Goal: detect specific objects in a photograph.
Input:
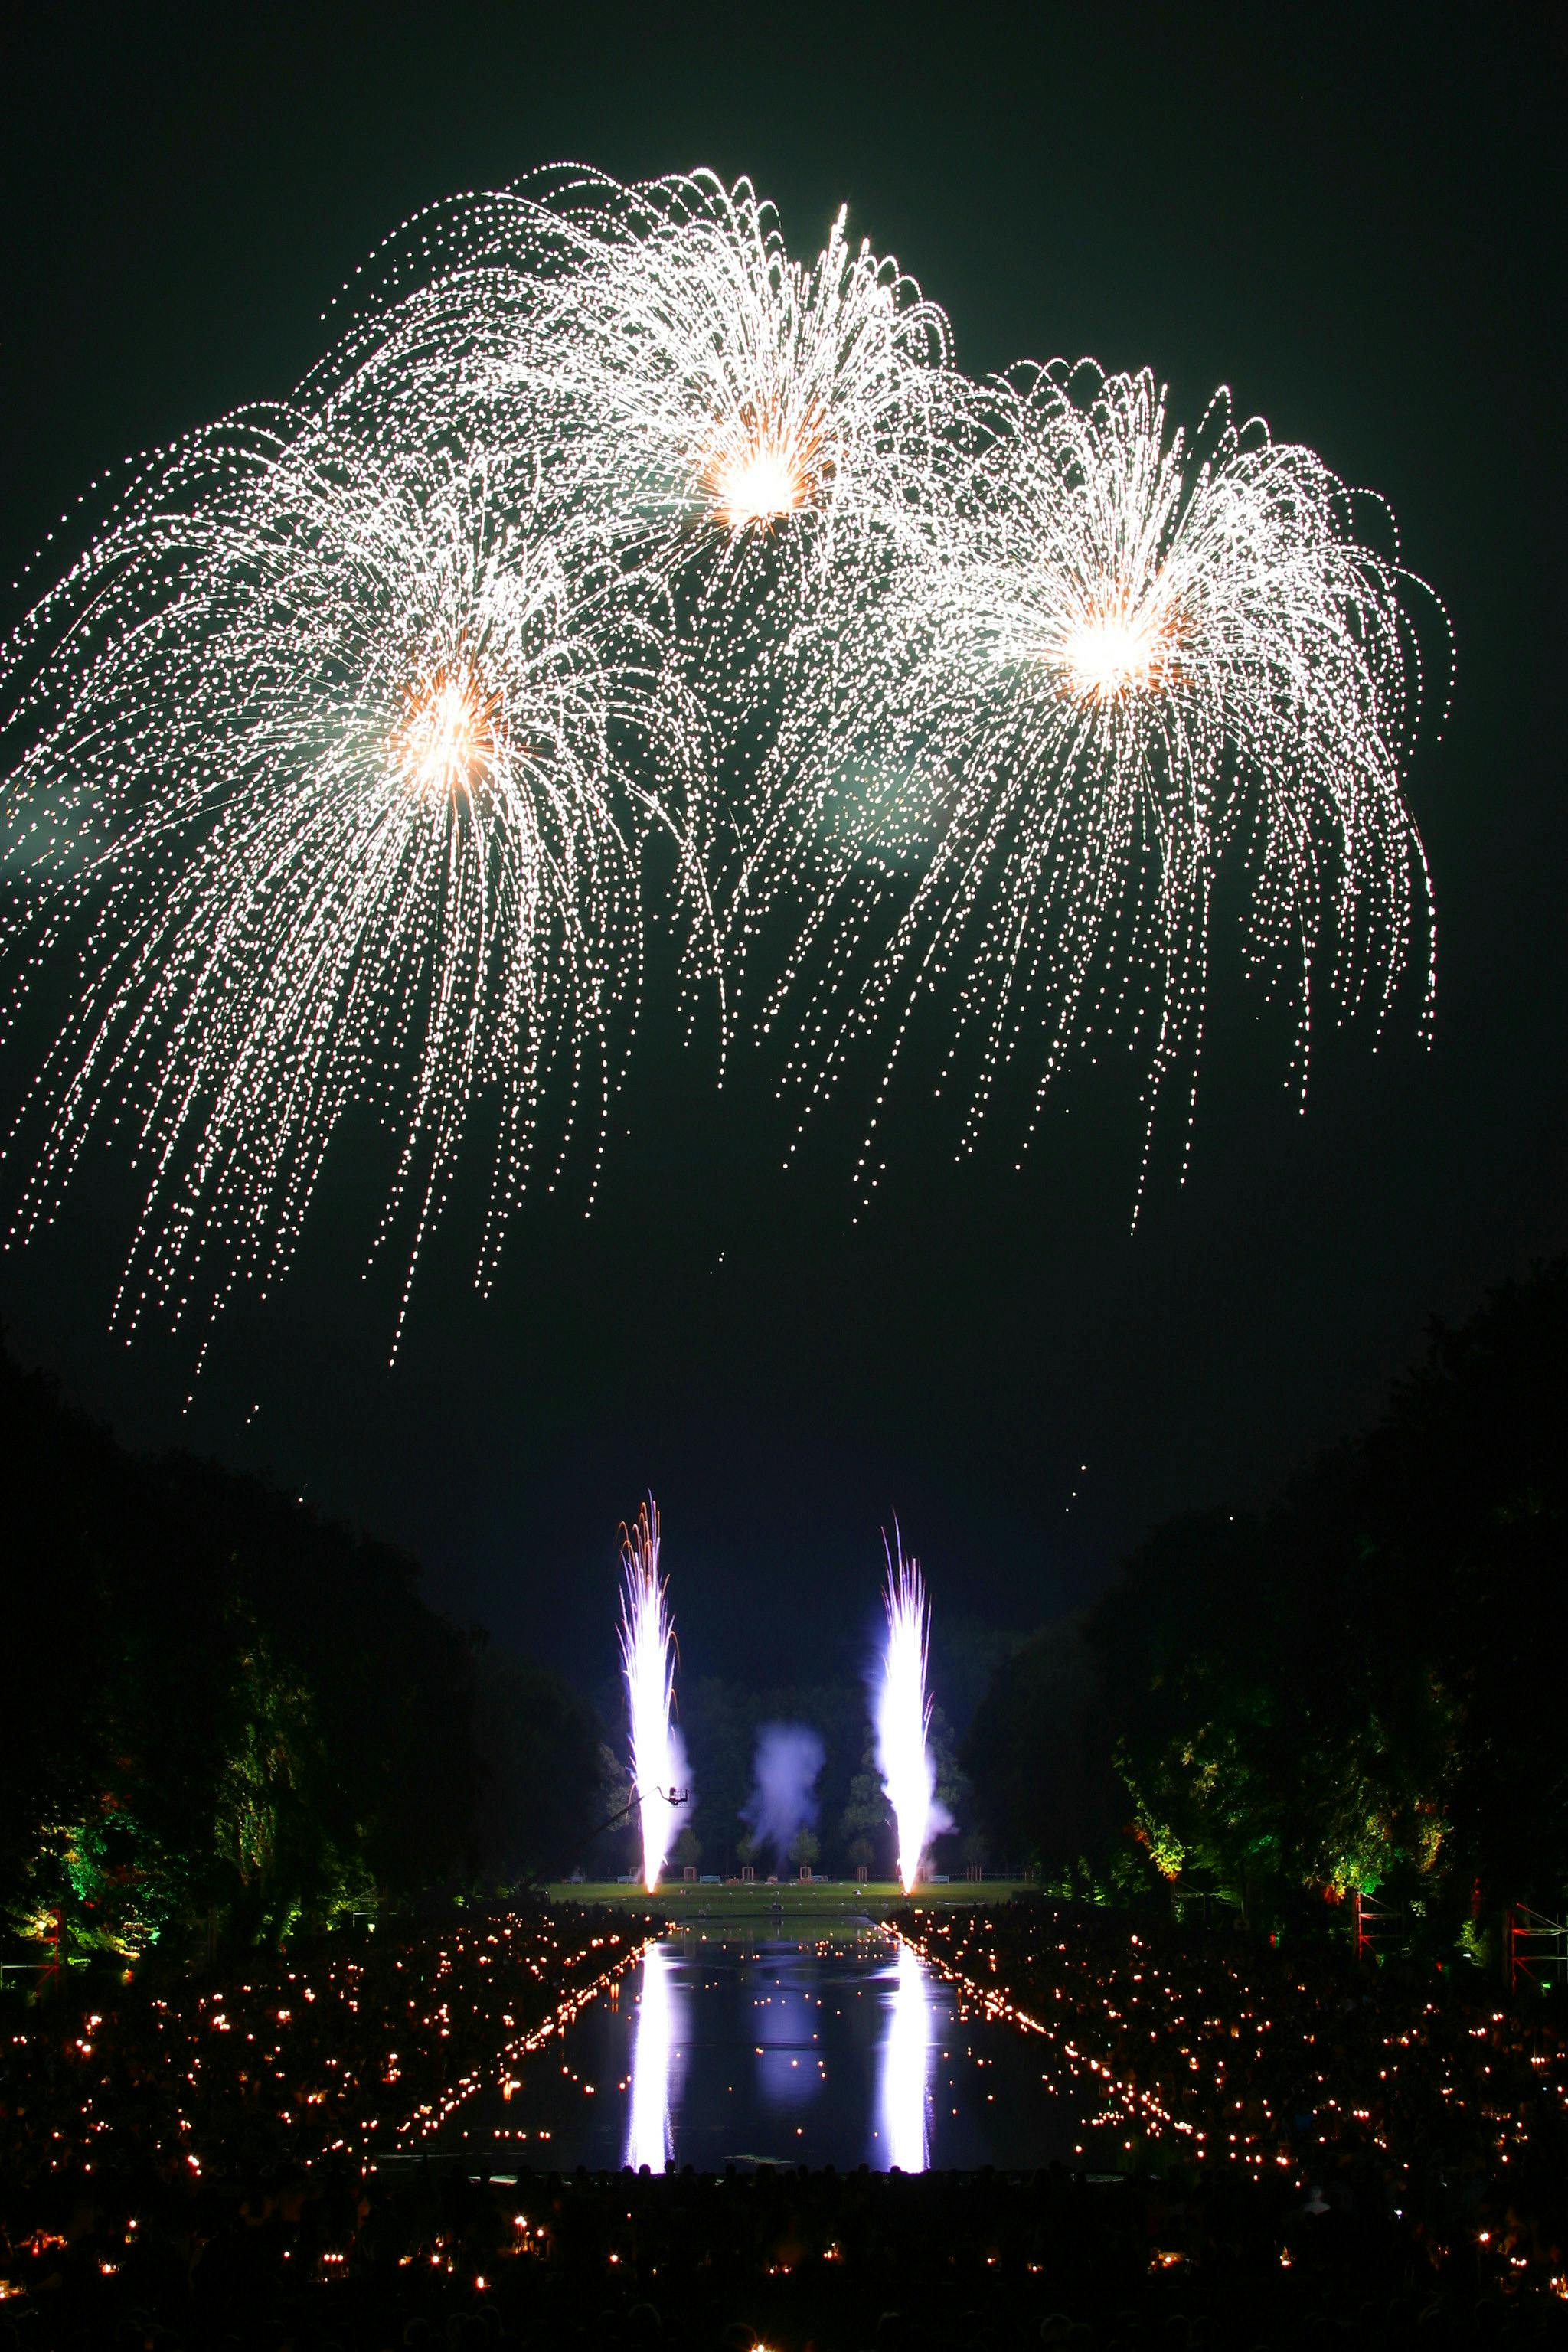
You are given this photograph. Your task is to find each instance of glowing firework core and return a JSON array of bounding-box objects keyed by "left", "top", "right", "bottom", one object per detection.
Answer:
[
  {"left": 619, "top": 1501, "right": 681, "bottom": 1893},
  {"left": 701, "top": 410, "right": 826, "bottom": 531},
  {"left": 394, "top": 665, "right": 500, "bottom": 803},
  {"left": 711, "top": 443, "right": 804, "bottom": 527},
  {"left": 0, "top": 165, "right": 1442, "bottom": 1362},
  {"left": 1057, "top": 587, "right": 1181, "bottom": 705},
  {"left": 876, "top": 1535, "right": 936, "bottom": 1894}
]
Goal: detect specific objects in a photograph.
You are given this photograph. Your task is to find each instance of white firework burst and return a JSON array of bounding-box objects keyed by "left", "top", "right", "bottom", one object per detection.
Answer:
[
  {"left": 0, "top": 413, "right": 707, "bottom": 1349},
  {"left": 0, "top": 167, "right": 1450, "bottom": 1354},
  {"left": 319, "top": 168, "right": 962, "bottom": 735},
  {"left": 554, "top": 173, "right": 956, "bottom": 610},
  {"left": 744, "top": 360, "right": 1442, "bottom": 1199}
]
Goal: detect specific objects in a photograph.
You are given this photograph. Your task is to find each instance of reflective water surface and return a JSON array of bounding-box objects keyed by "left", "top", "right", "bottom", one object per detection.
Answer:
[{"left": 452, "top": 1930, "right": 1095, "bottom": 2174}]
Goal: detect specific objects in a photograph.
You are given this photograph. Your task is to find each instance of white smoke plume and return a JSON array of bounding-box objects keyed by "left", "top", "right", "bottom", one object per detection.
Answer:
[{"left": 740, "top": 1722, "right": 825, "bottom": 1863}]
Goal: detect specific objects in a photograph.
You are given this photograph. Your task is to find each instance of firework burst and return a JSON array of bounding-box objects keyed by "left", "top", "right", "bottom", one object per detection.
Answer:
[
  {"left": 0, "top": 168, "right": 1448, "bottom": 1352},
  {"left": 743, "top": 360, "right": 1442, "bottom": 1201},
  {"left": 0, "top": 415, "right": 707, "bottom": 1350},
  {"left": 561, "top": 173, "right": 956, "bottom": 612},
  {"left": 322, "top": 168, "right": 962, "bottom": 738}
]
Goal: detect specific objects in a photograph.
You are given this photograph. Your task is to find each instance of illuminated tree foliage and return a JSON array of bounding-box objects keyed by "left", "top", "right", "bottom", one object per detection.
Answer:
[
  {"left": 0, "top": 1347, "right": 596, "bottom": 1960},
  {"left": 965, "top": 1263, "right": 1568, "bottom": 1937}
]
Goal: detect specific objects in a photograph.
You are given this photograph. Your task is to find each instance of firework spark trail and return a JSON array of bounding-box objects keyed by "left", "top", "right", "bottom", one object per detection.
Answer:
[
  {"left": 618, "top": 1498, "right": 686, "bottom": 1895},
  {"left": 876, "top": 1530, "right": 946, "bottom": 1894},
  {"left": 740, "top": 361, "right": 1442, "bottom": 1205},
  {"left": 0, "top": 165, "right": 1446, "bottom": 1357},
  {"left": 0, "top": 413, "right": 712, "bottom": 1352},
  {"left": 322, "top": 168, "right": 965, "bottom": 754}
]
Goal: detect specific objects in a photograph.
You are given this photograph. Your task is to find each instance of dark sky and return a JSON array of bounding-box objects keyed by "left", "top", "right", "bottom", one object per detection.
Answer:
[{"left": 2, "top": 4, "right": 1563, "bottom": 1699}]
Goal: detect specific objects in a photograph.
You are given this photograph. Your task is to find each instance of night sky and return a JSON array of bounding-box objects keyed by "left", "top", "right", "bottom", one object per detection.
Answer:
[{"left": 3, "top": 5, "right": 1563, "bottom": 1698}]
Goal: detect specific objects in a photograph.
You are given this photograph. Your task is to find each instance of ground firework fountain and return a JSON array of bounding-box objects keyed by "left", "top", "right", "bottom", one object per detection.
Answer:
[
  {"left": 875, "top": 1530, "right": 944, "bottom": 1892},
  {"left": 618, "top": 1499, "right": 685, "bottom": 1893}
]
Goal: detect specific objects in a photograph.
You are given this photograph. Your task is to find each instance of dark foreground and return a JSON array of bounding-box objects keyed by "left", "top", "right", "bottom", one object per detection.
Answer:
[
  {"left": 6, "top": 1896, "right": 1568, "bottom": 2347},
  {"left": 6, "top": 2158, "right": 1568, "bottom": 2350}
]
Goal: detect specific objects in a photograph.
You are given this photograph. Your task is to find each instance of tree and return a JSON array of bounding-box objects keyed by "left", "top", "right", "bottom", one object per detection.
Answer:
[
  {"left": 0, "top": 1338, "right": 497, "bottom": 1957},
  {"left": 962, "top": 1616, "right": 1117, "bottom": 1880},
  {"left": 787, "top": 1825, "right": 821, "bottom": 1872},
  {"left": 471, "top": 1645, "right": 609, "bottom": 1886},
  {"left": 960, "top": 1263, "right": 1568, "bottom": 1938},
  {"left": 838, "top": 1740, "right": 894, "bottom": 1879}
]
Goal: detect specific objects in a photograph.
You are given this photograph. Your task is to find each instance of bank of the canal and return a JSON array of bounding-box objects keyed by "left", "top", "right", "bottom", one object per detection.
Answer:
[{"left": 545, "top": 1880, "right": 1032, "bottom": 1923}]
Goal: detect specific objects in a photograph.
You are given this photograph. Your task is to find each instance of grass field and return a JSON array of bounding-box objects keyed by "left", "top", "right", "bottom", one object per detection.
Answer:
[{"left": 546, "top": 1879, "right": 1030, "bottom": 1922}]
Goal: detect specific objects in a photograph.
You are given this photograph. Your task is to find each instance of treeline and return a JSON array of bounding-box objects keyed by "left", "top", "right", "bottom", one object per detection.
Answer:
[
  {"left": 0, "top": 1348, "right": 604, "bottom": 1963},
  {"left": 965, "top": 1263, "right": 1568, "bottom": 1949}
]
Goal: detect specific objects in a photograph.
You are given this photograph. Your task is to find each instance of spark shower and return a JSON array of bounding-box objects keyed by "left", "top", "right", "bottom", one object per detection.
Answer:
[
  {"left": 618, "top": 1501, "right": 686, "bottom": 1895},
  {"left": 877, "top": 1534, "right": 946, "bottom": 1895},
  {"left": 613, "top": 1501, "right": 944, "bottom": 1893},
  {"left": 0, "top": 165, "right": 1446, "bottom": 1349}
]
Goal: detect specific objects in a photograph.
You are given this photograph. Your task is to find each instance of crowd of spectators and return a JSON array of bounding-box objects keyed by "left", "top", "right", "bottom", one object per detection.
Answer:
[
  {"left": 903, "top": 1899, "right": 1568, "bottom": 2314},
  {"left": 0, "top": 1903, "right": 646, "bottom": 2289},
  {"left": 2, "top": 1903, "right": 648, "bottom": 2188},
  {"left": 2, "top": 2151, "right": 1566, "bottom": 2349}
]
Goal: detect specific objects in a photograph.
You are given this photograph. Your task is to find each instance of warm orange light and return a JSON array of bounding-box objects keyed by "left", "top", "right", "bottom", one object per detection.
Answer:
[
  {"left": 698, "top": 405, "right": 828, "bottom": 531},
  {"left": 1057, "top": 584, "right": 1184, "bottom": 706},
  {"left": 394, "top": 664, "right": 499, "bottom": 803}
]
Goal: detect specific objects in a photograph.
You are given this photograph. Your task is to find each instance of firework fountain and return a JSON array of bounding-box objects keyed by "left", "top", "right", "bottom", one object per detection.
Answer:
[
  {"left": 875, "top": 1530, "right": 947, "bottom": 1893},
  {"left": 618, "top": 1498, "right": 687, "bottom": 1893}
]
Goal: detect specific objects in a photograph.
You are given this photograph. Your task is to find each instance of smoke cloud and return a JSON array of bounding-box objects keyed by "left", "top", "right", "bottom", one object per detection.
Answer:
[{"left": 741, "top": 1722, "right": 825, "bottom": 1863}]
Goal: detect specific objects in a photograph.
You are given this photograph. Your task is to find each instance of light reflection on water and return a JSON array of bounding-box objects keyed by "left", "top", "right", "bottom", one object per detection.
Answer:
[
  {"left": 461, "top": 1929, "right": 1087, "bottom": 2174},
  {"left": 621, "top": 1932, "right": 933, "bottom": 2171},
  {"left": 624, "top": 1939, "right": 679, "bottom": 2171},
  {"left": 879, "top": 1939, "right": 933, "bottom": 2171}
]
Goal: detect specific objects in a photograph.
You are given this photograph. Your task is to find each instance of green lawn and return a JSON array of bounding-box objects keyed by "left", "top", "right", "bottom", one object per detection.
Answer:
[{"left": 547, "top": 1879, "right": 1029, "bottom": 1922}]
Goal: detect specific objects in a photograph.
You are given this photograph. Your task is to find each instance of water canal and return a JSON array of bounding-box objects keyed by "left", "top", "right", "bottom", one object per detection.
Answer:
[{"left": 440, "top": 1926, "right": 1122, "bottom": 2175}]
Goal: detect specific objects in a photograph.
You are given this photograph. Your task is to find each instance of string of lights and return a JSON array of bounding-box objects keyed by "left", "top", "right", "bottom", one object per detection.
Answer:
[{"left": 901, "top": 1903, "right": 1568, "bottom": 2298}]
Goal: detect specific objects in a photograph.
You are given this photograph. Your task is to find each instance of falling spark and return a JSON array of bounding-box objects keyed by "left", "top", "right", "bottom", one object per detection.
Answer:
[
  {"left": 0, "top": 425, "right": 711, "bottom": 1354},
  {"left": 744, "top": 359, "right": 1444, "bottom": 1206}
]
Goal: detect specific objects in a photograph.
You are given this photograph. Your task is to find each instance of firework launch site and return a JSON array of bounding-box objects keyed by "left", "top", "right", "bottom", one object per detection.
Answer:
[{"left": 4, "top": 1268, "right": 1568, "bottom": 2346}]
